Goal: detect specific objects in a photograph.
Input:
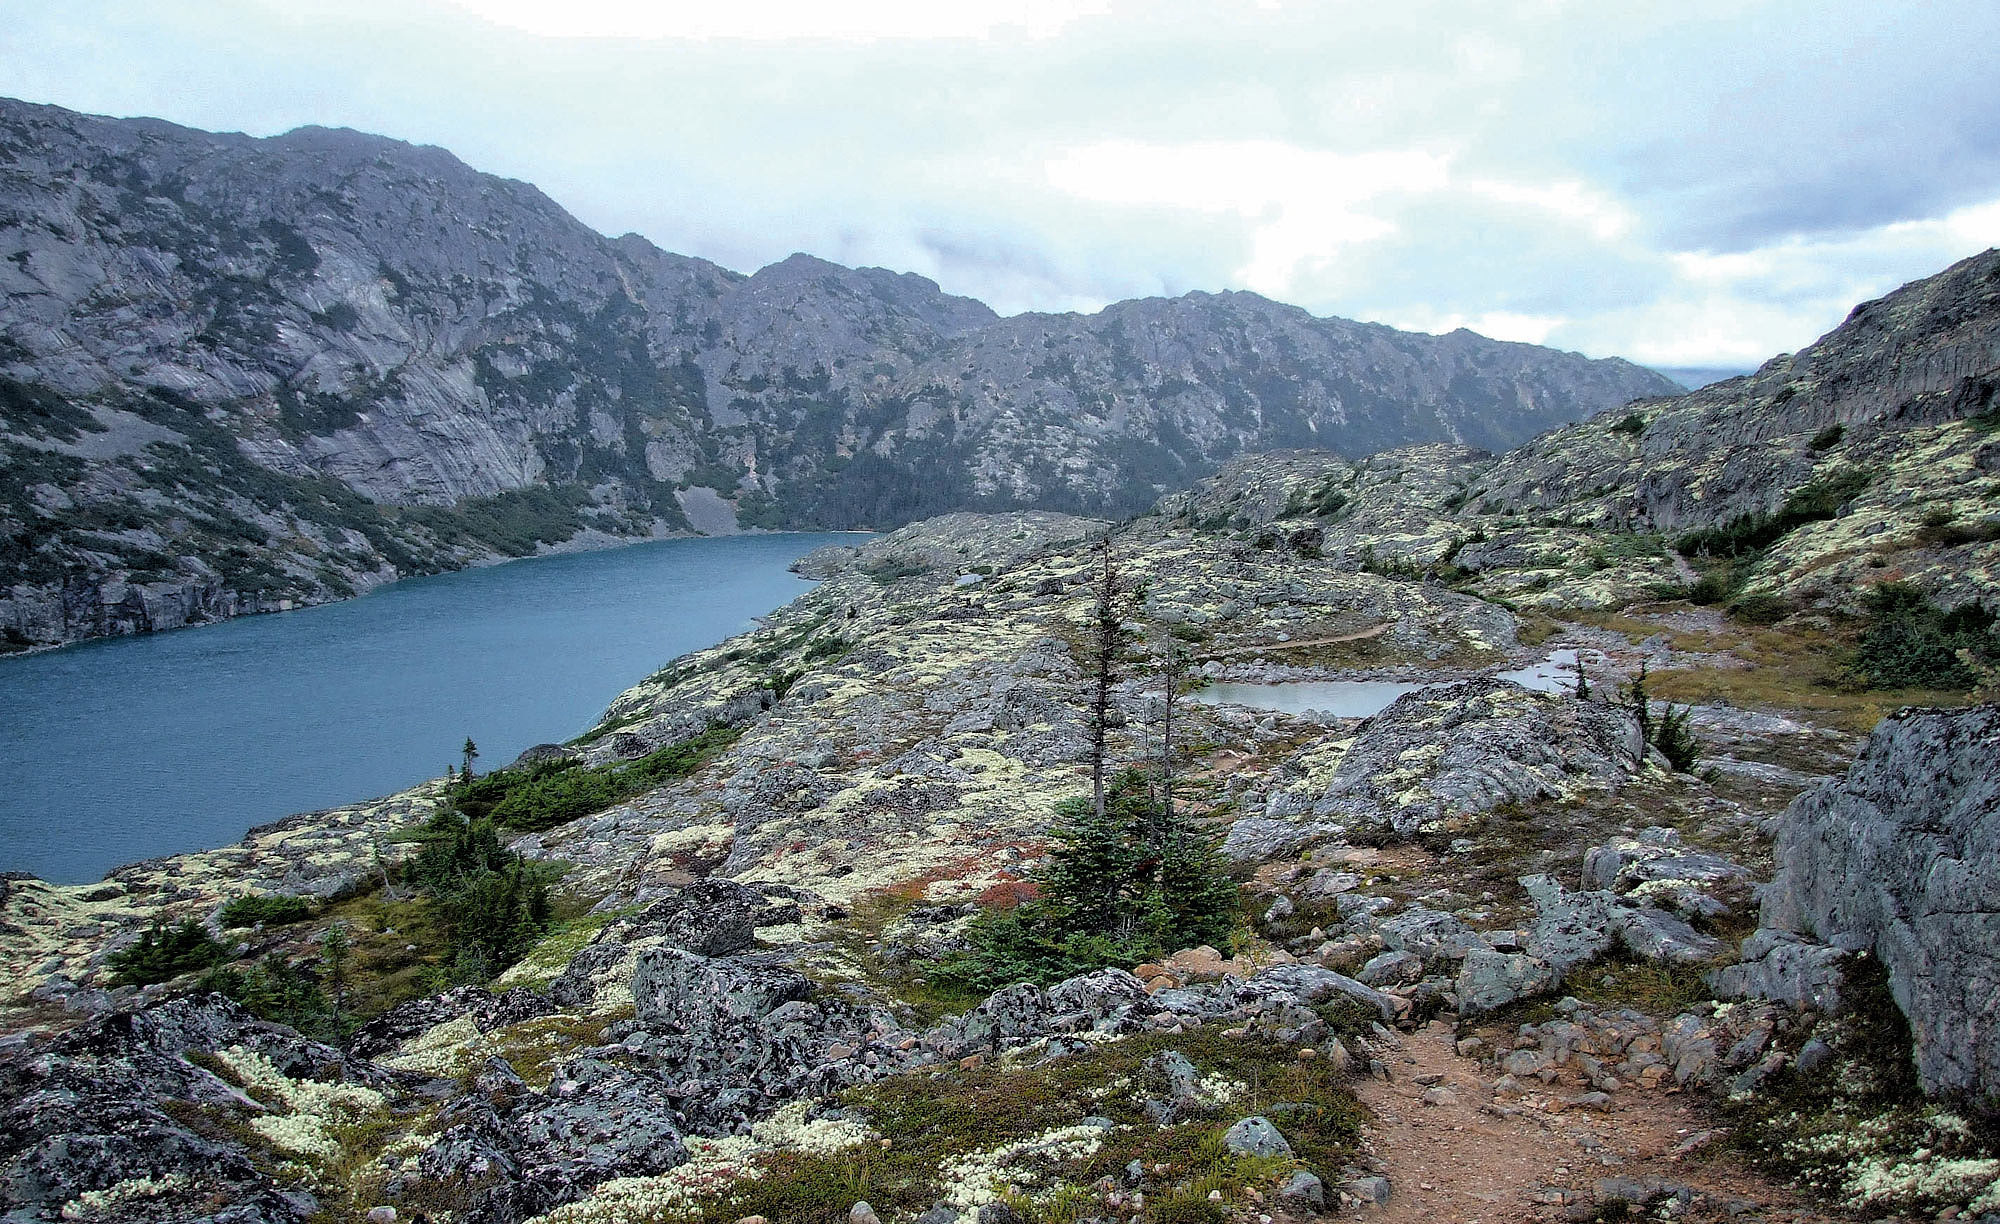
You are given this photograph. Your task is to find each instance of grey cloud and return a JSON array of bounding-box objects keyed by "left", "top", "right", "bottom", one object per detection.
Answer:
[{"left": 1, "top": 0, "right": 1996, "bottom": 366}]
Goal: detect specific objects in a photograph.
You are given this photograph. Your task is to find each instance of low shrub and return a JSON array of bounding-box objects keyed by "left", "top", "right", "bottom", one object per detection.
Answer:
[
  {"left": 198, "top": 953, "right": 334, "bottom": 1038},
  {"left": 1850, "top": 582, "right": 1996, "bottom": 690},
  {"left": 107, "top": 918, "right": 230, "bottom": 986},
  {"left": 401, "top": 808, "right": 556, "bottom": 980},
  {"left": 456, "top": 723, "right": 742, "bottom": 832},
  {"left": 936, "top": 771, "right": 1238, "bottom": 991},
  {"left": 1728, "top": 591, "right": 1794, "bottom": 624},
  {"left": 219, "top": 893, "right": 314, "bottom": 928}
]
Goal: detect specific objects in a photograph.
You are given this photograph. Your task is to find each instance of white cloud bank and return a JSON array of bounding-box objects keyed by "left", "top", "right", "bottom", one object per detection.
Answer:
[{"left": 1, "top": 0, "right": 1997, "bottom": 367}]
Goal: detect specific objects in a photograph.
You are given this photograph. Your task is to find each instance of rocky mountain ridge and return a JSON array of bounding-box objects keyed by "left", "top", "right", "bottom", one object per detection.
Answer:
[{"left": 0, "top": 96, "right": 1674, "bottom": 650}]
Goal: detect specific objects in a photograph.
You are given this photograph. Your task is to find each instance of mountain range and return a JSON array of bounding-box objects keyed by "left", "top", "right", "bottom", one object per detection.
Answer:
[{"left": 0, "top": 97, "right": 1673, "bottom": 649}]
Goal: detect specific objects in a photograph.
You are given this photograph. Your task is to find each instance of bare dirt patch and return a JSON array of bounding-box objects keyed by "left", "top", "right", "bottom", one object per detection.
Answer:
[{"left": 1349, "top": 1021, "right": 1843, "bottom": 1224}]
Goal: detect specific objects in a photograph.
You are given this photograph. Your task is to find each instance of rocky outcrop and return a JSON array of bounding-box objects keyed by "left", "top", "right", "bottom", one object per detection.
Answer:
[
  {"left": 1227, "top": 679, "right": 1644, "bottom": 859},
  {"left": 1731, "top": 704, "right": 2000, "bottom": 1101},
  {"left": 0, "top": 994, "right": 390, "bottom": 1223},
  {"left": 0, "top": 96, "right": 1674, "bottom": 650}
]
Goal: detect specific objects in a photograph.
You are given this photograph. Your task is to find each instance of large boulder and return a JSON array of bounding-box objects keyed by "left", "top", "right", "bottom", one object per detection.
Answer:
[
  {"left": 1750, "top": 705, "right": 2000, "bottom": 1100},
  {"left": 1229, "top": 680, "right": 1644, "bottom": 856}
]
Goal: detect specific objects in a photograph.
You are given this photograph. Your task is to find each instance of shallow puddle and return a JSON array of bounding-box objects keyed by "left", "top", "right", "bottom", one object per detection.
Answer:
[{"left": 1191, "top": 649, "right": 1582, "bottom": 718}]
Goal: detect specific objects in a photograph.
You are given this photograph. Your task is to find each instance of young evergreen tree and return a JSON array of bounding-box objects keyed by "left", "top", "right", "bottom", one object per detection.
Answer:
[
  {"left": 1155, "top": 638, "right": 1191, "bottom": 827},
  {"left": 950, "top": 770, "right": 1237, "bottom": 988},
  {"left": 1626, "top": 661, "right": 1653, "bottom": 745},
  {"left": 1086, "top": 535, "right": 1126, "bottom": 820}
]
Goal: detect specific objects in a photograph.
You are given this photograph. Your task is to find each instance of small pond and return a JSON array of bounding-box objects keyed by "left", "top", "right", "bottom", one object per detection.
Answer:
[{"left": 1190, "top": 649, "right": 1581, "bottom": 719}]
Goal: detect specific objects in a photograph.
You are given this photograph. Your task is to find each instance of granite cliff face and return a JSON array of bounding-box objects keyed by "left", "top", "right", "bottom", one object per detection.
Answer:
[
  {"left": 1741, "top": 706, "right": 2000, "bottom": 1102},
  {"left": 0, "top": 97, "right": 1674, "bottom": 650}
]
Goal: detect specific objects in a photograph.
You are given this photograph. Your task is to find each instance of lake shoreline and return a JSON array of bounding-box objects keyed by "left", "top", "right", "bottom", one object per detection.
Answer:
[{"left": 0, "top": 533, "right": 855, "bottom": 884}]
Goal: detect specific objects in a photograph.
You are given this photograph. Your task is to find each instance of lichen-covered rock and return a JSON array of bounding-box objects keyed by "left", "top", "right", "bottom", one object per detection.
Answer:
[
  {"left": 1233, "top": 679, "right": 1644, "bottom": 856},
  {"left": 1582, "top": 827, "right": 1755, "bottom": 921},
  {"left": 1711, "top": 929, "right": 1850, "bottom": 1012},
  {"left": 621, "top": 878, "right": 773, "bottom": 957},
  {"left": 346, "top": 985, "right": 556, "bottom": 1060},
  {"left": 1377, "top": 906, "right": 1482, "bottom": 960},
  {"left": 1454, "top": 948, "right": 1556, "bottom": 1018},
  {"left": 0, "top": 995, "right": 385, "bottom": 1224},
  {"left": 1222, "top": 1115, "right": 1293, "bottom": 1158},
  {"left": 1522, "top": 875, "right": 1623, "bottom": 974},
  {"left": 1753, "top": 704, "right": 2000, "bottom": 1099},
  {"left": 1521, "top": 875, "right": 1725, "bottom": 980}
]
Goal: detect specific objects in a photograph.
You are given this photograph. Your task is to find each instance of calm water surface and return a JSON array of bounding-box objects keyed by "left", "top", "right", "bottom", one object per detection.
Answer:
[
  {"left": 0, "top": 534, "right": 853, "bottom": 883},
  {"left": 1191, "top": 650, "right": 1582, "bottom": 718}
]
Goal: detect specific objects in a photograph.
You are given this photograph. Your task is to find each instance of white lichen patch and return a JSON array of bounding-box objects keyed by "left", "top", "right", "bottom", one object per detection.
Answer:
[
  {"left": 58, "top": 1173, "right": 192, "bottom": 1220},
  {"left": 524, "top": 1106, "right": 873, "bottom": 1224},
  {"left": 378, "top": 1013, "right": 486, "bottom": 1077},
  {"left": 523, "top": 1135, "right": 760, "bottom": 1224},
  {"left": 1848, "top": 1157, "right": 2000, "bottom": 1210},
  {"left": 213, "top": 1045, "right": 386, "bottom": 1163},
  {"left": 937, "top": 1124, "right": 1109, "bottom": 1213},
  {"left": 748, "top": 1100, "right": 875, "bottom": 1155}
]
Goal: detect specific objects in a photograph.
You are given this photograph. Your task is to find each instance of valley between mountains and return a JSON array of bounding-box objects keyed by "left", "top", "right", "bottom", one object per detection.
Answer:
[{"left": 1, "top": 244, "right": 1998, "bottom": 1224}]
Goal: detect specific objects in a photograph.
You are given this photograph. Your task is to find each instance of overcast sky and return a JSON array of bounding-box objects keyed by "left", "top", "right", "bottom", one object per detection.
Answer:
[{"left": 4, "top": 0, "right": 1998, "bottom": 370}]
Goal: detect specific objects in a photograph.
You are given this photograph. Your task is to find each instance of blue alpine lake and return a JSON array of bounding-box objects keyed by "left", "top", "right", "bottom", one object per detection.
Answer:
[{"left": 0, "top": 533, "right": 855, "bottom": 884}]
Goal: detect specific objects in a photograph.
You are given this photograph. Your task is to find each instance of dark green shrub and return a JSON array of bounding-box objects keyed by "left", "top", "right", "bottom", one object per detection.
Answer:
[
  {"left": 1610, "top": 412, "right": 1646, "bottom": 436},
  {"left": 1850, "top": 582, "right": 1995, "bottom": 689},
  {"left": 1913, "top": 506, "right": 2000, "bottom": 548},
  {"left": 862, "top": 556, "right": 928, "bottom": 583},
  {"left": 107, "top": 918, "right": 230, "bottom": 986},
  {"left": 1808, "top": 423, "right": 1845, "bottom": 451},
  {"left": 402, "top": 808, "right": 555, "bottom": 977},
  {"left": 457, "top": 724, "right": 741, "bottom": 831},
  {"left": 218, "top": 893, "right": 314, "bottom": 928},
  {"left": 803, "top": 635, "right": 850, "bottom": 662},
  {"left": 199, "top": 953, "right": 334, "bottom": 1038},
  {"left": 1653, "top": 704, "right": 1701, "bottom": 772}
]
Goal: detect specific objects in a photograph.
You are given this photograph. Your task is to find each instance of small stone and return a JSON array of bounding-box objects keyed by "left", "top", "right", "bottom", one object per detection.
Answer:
[
  {"left": 850, "top": 1202, "right": 883, "bottom": 1224},
  {"left": 1222, "top": 1115, "right": 1294, "bottom": 1158},
  {"left": 1297, "top": 1047, "right": 1317, "bottom": 1061},
  {"left": 975, "top": 1205, "right": 1024, "bottom": 1224},
  {"left": 1420, "top": 1085, "right": 1459, "bottom": 1107},
  {"left": 1324, "top": 1036, "right": 1353, "bottom": 1071},
  {"left": 826, "top": 1043, "right": 855, "bottom": 1060},
  {"left": 1279, "top": 1169, "right": 1325, "bottom": 1209},
  {"left": 735, "top": 1218, "right": 770, "bottom": 1224},
  {"left": 959, "top": 1054, "right": 984, "bottom": 1071},
  {"left": 1455, "top": 1036, "right": 1486, "bottom": 1058},
  {"left": 367, "top": 1209, "right": 397, "bottom": 1224},
  {"left": 1347, "top": 1174, "right": 1392, "bottom": 1205}
]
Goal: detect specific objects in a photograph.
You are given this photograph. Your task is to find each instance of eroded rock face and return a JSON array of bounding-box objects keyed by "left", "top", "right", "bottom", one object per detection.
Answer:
[
  {"left": 1229, "top": 680, "right": 1644, "bottom": 858},
  {"left": 1753, "top": 704, "right": 2000, "bottom": 1100}
]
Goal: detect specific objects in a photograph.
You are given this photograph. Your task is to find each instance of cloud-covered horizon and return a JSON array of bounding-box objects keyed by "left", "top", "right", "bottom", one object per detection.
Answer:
[{"left": 3, "top": 0, "right": 1997, "bottom": 369}]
